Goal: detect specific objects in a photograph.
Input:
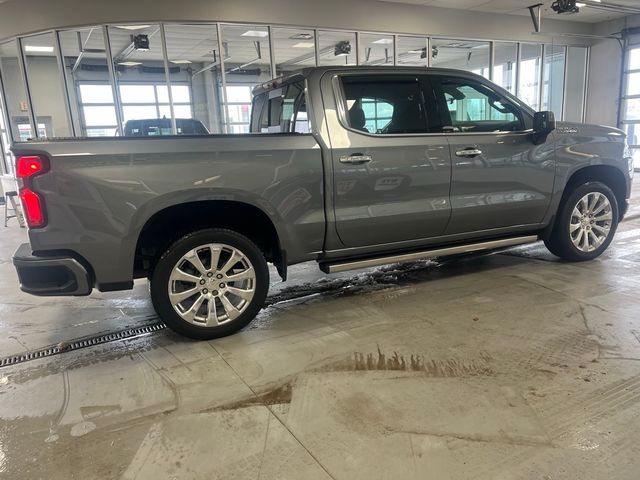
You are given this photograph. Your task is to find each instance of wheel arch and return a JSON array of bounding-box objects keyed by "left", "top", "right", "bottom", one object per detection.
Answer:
[
  {"left": 561, "top": 165, "right": 628, "bottom": 221},
  {"left": 133, "top": 199, "right": 288, "bottom": 280}
]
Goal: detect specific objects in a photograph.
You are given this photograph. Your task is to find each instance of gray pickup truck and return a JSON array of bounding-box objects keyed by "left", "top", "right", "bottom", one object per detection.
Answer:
[{"left": 11, "top": 66, "right": 634, "bottom": 339}]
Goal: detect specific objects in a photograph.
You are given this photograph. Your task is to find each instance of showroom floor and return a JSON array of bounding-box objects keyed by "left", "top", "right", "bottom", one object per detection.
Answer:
[{"left": 1, "top": 184, "right": 640, "bottom": 480}]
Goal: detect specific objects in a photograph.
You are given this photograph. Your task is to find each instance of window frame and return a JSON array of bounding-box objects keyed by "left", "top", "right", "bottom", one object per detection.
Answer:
[
  {"left": 429, "top": 74, "right": 528, "bottom": 134},
  {"left": 333, "top": 72, "right": 437, "bottom": 137},
  {"left": 333, "top": 71, "right": 533, "bottom": 138}
]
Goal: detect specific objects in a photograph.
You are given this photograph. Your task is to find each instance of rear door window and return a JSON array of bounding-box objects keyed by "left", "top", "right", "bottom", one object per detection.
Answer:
[{"left": 340, "top": 75, "right": 432, "bottom": 134}]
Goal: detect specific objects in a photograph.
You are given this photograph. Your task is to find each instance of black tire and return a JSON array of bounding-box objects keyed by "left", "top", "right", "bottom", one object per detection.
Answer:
[
  {"left": 544, "top": 181, "right": 619, "bottom": 261},
  {"left": 150, "top": 228, "right": 269, "bottom": 340}
]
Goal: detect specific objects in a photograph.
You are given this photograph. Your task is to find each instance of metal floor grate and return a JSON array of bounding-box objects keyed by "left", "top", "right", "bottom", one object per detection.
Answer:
[{"left": 0, "top": 322, "right": 165, "bottom": 368}]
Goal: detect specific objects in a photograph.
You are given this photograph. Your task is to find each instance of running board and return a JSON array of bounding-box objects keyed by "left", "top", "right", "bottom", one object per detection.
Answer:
[{"left": 319, "top": 235, "right": 539, "bottom": 274}]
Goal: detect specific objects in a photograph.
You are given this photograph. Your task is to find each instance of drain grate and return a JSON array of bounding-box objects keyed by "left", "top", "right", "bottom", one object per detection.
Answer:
[{"left": 0, "top": 322, "right": 165, "bottom": 368}]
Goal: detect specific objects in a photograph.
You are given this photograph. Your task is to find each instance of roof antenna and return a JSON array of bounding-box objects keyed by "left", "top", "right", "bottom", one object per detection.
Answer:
[{"left": 528, "top": 3, "right": 543, "bottom": 33}]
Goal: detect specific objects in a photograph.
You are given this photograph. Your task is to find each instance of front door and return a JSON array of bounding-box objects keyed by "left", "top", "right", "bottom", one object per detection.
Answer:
[
  {"left": 429, "top": 74, "right": 556, "bottom": 235},
  {"left": 326, "top": 72, "right": 451, "bottom": 248}
]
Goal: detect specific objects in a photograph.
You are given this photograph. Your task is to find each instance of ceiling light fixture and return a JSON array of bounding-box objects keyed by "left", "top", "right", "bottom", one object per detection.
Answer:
[
  {"left": 171, "top": 59, "right": 193, "bottom": 64},
  {"left": 24, "top": 46, "right": 54, "bottom": 53},
  {"left": 372, "top": 38, "right": 393, "bottom": 45},
  {"left": 115, "top": 25, "right": 150, "bottom": 30},
  {"left": 117, "top": 61, "right": 142, "bottom": 66},
  {"left": 289, "top": 33, "right": 313, "bottom": 40},
  {"left": 293, "top": 42, "right": 314, "bottom": 48},
  {"left": 241, "top": 30, "right": 269, "bottom": 38}
]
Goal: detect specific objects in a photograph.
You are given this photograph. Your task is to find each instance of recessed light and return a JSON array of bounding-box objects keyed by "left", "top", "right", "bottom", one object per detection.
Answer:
[
  {"left": 24, "top": 46, "right": 54, "bottom": 53},
  {"left": 115, "top": 25, "right": 150, "bottom": 30},
  {"left": 241, "top": 30, "right": 268, "bottom": 38},
  {"left": 170, "top": 59, "right": 193, "bottom": 64},
  {"left": 289, "top": 33, "right": 313, "bottom": 40},
  {"left": 117, "top": 61, "right": 142, "bottom": 66},
  {"left": 372, "top": 38, "right": 393, "bottom": 45},
  {"left": 293, "top": 42, "right": 314, "bottom": 48}
]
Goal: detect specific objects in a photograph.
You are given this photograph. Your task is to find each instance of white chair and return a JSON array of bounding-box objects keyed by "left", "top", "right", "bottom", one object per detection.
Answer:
[{"left": 1, "top": 174, "right": 25, "bottom": 228}]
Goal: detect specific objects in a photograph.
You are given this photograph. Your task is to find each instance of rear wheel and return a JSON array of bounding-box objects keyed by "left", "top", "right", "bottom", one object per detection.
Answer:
[
  {"left": 150, "top": 228, "right": 269, "bottom": 339},
  {"left": 544, "top": 181, "right": 618, "bottom": 261}
]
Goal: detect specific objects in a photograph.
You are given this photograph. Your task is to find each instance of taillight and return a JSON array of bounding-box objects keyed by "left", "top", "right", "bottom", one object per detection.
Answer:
[{"left": 15, "top": 155, "right": 49, "bottom": 228}]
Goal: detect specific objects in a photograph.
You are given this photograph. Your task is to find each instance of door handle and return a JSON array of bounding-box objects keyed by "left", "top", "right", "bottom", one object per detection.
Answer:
[
  {"left": 340, "top": 153, "right": 372, "bottom": 164},
  {"left": 455, "top": 148, "right": 483, "bottom": 158}
]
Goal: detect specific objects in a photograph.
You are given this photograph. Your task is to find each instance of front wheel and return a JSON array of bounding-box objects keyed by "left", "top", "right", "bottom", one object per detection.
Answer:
[
  {"left": 544, "top": 181, "right": 619, "bottom": 261},
  {"left": 150, "top": 228, "right": 269, "bottom": 340}
]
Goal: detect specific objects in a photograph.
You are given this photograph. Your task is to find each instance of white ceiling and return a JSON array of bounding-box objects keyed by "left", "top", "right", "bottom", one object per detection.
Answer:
[{"left": 378, "top": 0, "right": 639, "bottom": 23}]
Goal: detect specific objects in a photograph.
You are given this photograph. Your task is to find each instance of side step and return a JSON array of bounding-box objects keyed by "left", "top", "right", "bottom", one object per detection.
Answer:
[{"left": 319, "top": 235, "right": 539, "bottom": 274}]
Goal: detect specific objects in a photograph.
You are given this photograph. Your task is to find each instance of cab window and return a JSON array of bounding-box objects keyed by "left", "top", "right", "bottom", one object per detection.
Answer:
[
  {"left": 341, "top": 75, "right": 430, "bottom": 134},
  {"left": 432, "top": 76, "right": 524, "bottom": 133},
  {"left": 250, "top": 81, "right": 310, "bottom": 133}
]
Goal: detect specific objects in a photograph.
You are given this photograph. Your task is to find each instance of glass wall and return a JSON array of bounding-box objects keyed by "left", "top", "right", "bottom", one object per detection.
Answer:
[
  {"left": 0, "top": 87, "right": 11, "bottom": 174},
  {"left": 107, "top": 25, "right": 171, "bottom": 134},
  {"left": 396, "top": 36, "right": 428, "bottom": 66},
  {"left": 0, "top": 19, "right": 591, "bottom": 158},
  {"left": 431, "top": 39, "right": 490, "bottom": 78},
  {"left": 164, "top": 24, "right": 223, "bottom": 134},
  {"left": 317, "top": 30, "right": 357, "bottom": 66},
  {"left": 21, "top": 32, "right": 72, "bottom": 138},
  {"left": 519, "top": 43, "right": 542, "bottom": 110},
  {"left": 359, "top": 33, "right": 394, "bottom": 66},
  {"left": 0, "top": 39, "right": 34, "bottom": 141},
  {"left": 273, "top": 27, "right": 316, "bottom": 77},
  {"left": 493, "top": 42, "right": 518, "bottom": 94},
  {"left": 542, "top": 45, "right": 566, "bottom": 118},
  {"left": 564, "top": 46, "right": 588, "bottom": 122},
  {"left": 59, "top": 26, "right": 118, "bottom": 136},
  {"left": 622, "top": 44, "right": 640, "bottom": 168},
  {"left": 221, "top": 24, "right": 272, "bottom": 133}
]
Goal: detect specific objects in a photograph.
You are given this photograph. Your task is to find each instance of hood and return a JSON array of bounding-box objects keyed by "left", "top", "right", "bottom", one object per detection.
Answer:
[{"left": 555, "top": 121, "right": 627, "bottom": 142}]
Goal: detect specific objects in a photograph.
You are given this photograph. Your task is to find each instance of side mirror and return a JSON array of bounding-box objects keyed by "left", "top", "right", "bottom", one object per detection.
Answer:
[{"left": 532, "top": 111, "right": 556, "bottom": 145}]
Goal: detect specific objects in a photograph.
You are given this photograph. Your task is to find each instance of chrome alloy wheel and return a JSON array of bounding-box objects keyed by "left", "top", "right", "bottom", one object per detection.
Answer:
[
  {"left": 569, "top": 192, "right": 613, "bottom": 253},
  {"left": 168, "top": 243, "right": 256, "bottom": 326}
]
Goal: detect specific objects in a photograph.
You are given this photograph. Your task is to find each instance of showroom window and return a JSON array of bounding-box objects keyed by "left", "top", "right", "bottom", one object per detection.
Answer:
[
  {"left": 564, "top": 46, "right": 588, "bottom": 122},
  {"left": 0, "top": 89, "right": 10, "bottom": 174},
  {"left": 59, "top": 27, "right": 118, "bottom": 137},
  {"left": 0, "top": 21, "right": 589, "bottom": 141},
  {"left": 359, "top": 33, "right": 394, "bottom": 66},
  {"left": 519, "top": 43, "right": 542, "bottom": 110},
  {"left": 161, "top": 24, "right": 223, "bottom": 134},
  {"left": 493, "top": 42, "right": 518, "bottom": 94},
  {"left": 221, "top": 24, "right": 272, "bottom": 133},
  {"left": 21, "top": 32, "right": 72, "bottom": 138},
  {"left": 76, "top": 82, "right": 193, "bottom": 135},
  {"left": 224, "top": 85, "right": 253, "bottom": 133},
  {"left": 542, "top": 45, "right": 566, "bottom": 118},
  {"left": 317, "top": 30, "right": 357, "bottom": 66},
  {"left": 106, "top": 25, "right": 173, "bottom": 132},
  {"left": 0, "top": 39, "right": 35, "bottom": 140},
  {"left": 622, "top": 44, "right": 640, "bottom": 169},
  {"left": 396, "top": 36, "right": 429, "bottom": 67},
  {"left": 273, "top": 27, "right": 316, "bottom": 77},
  {"left": 431, "top": 39, "right": 490, "bottom": 79}
]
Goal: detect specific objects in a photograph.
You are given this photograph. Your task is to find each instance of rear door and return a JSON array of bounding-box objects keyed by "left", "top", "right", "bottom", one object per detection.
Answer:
[
  {"left": 428, "top": 74, "right": 556, "bottom": 235},
  {"left": 326, "top": 72, "right": 451, "bottom": 248}
]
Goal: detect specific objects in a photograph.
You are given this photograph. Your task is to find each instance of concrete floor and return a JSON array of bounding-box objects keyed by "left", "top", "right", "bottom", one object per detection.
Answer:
[{"left": 1, "top": 184, "right": 640, "bottom": 480}]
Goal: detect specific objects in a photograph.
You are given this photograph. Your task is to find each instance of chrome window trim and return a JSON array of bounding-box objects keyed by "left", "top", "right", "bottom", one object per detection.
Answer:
[{"left": 331, "top": 71, "right": 534, "bottom": 139}]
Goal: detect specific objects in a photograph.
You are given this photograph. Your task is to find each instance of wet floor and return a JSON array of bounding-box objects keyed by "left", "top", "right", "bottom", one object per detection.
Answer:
[{"left": 1, "top": 186, "right": 640, "bottom": 479}]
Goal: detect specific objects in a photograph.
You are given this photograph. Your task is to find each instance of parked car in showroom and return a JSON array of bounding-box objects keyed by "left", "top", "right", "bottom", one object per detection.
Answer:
[{"left": 11, "top": 66, "right": 634, "bottom": 339}]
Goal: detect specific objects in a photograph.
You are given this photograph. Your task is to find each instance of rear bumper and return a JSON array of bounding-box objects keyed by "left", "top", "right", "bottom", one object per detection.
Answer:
[{"left": 12, "top": 243, "right": 93, "bottom": 296}]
